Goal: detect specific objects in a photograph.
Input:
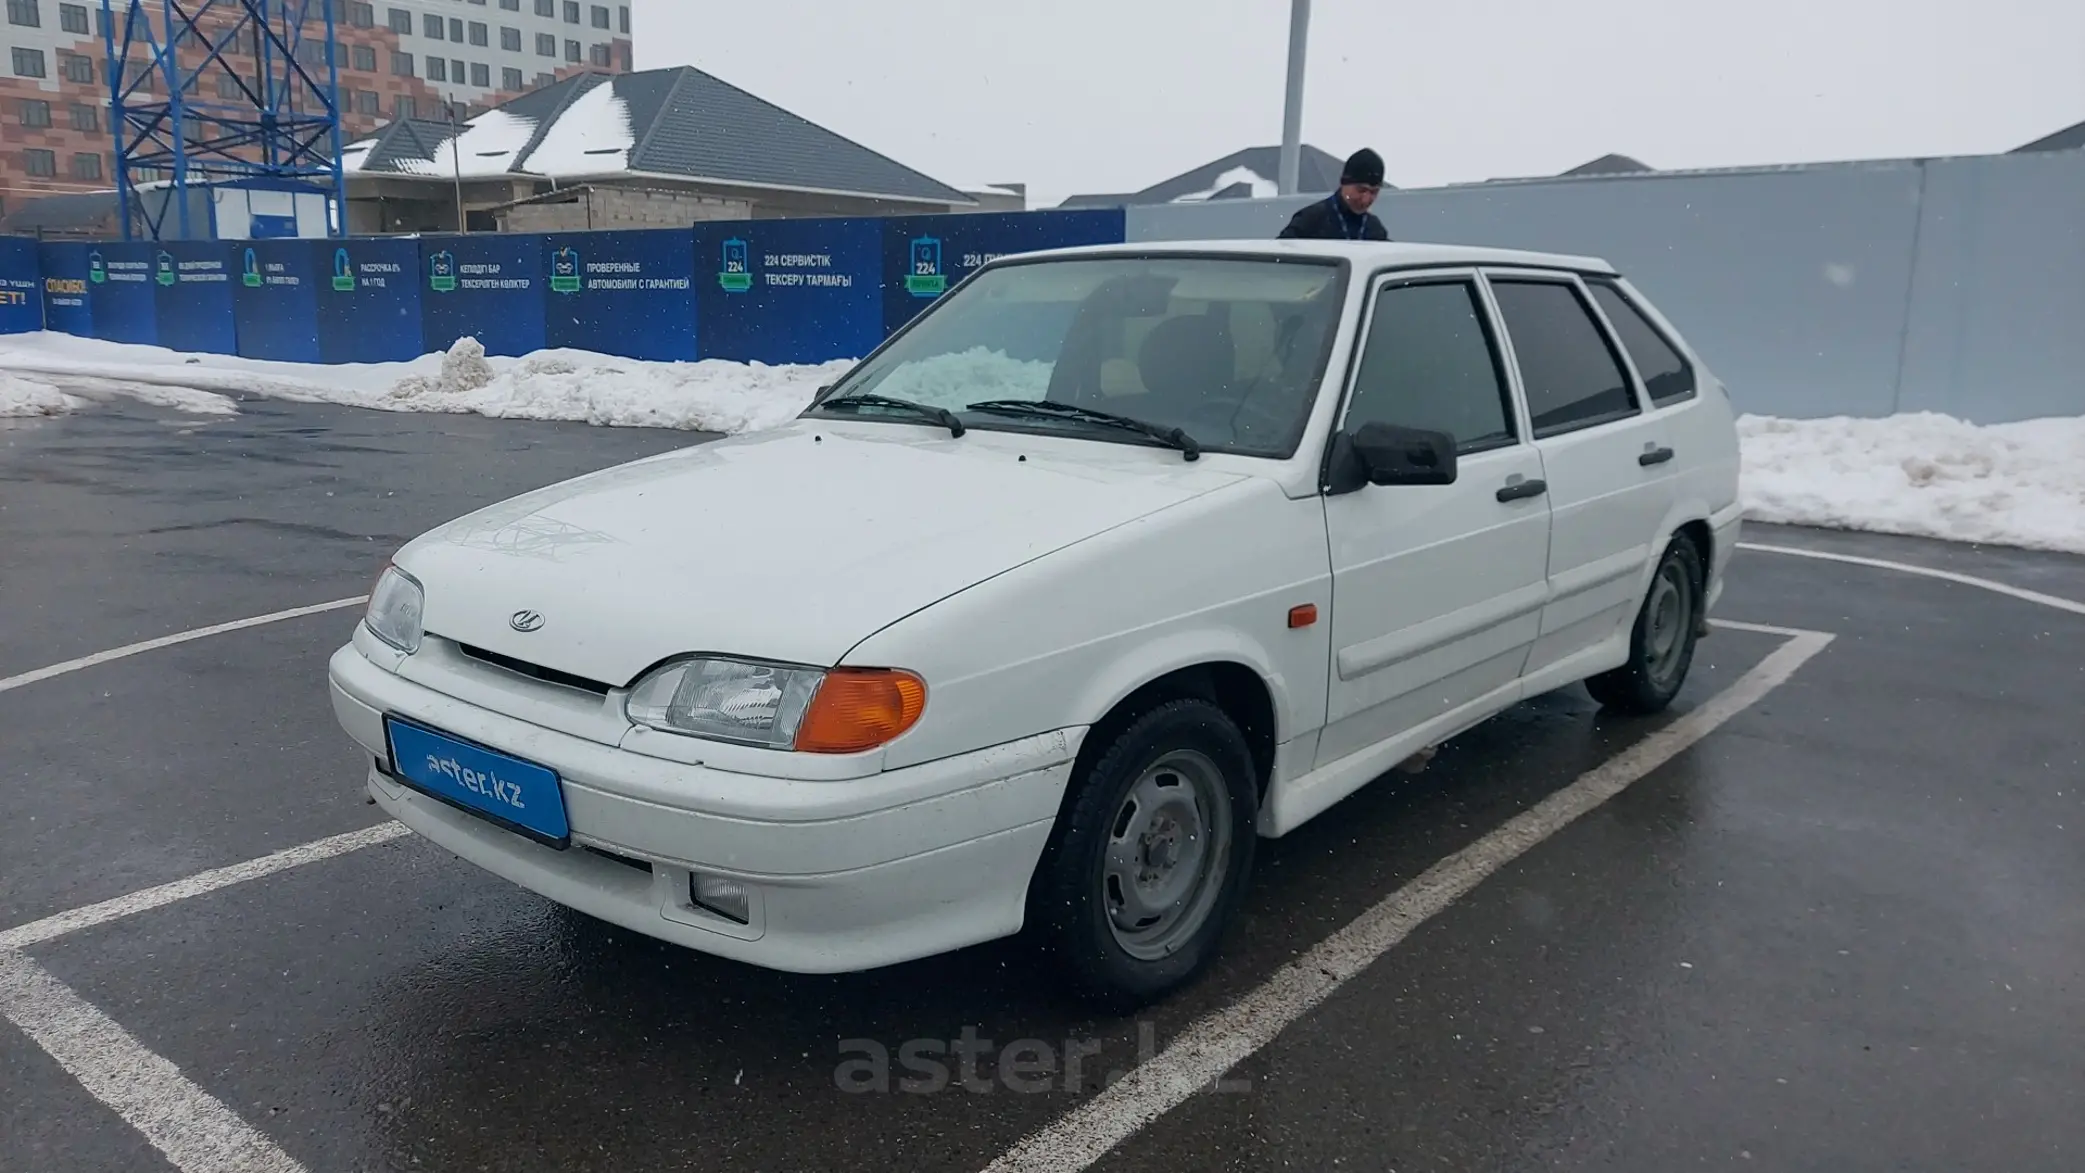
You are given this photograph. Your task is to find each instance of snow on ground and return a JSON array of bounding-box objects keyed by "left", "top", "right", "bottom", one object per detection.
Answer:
[
  {"left": 1738, "top": 412, "right": 2085, "bottom": 555},
  {"left": 0, "top": 332, "right": 849, "bottom": 434},
  {"left": 1, "top": 331, "right": 2078, "bottom": 554},
  {"left": 0, "top": 371, "right": 72, "bottom": 417}
]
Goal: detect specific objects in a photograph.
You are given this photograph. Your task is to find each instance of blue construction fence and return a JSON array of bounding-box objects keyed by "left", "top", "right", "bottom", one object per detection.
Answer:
[{"left": 0, "top": 208, "right": 1125, "bottom": 365}]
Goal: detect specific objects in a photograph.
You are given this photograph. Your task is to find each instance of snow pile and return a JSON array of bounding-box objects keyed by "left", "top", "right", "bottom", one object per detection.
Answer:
[
  {"left": 0, "top": 371, "right": 71, "bottom": 417},
  {"left": 872, "top": 346, "right": 1055, "bottom": 409},
  {"left": 1739, "top": 412, "right": 2085, "bottom": 554},
  {"left": 0, "top": 333, "right": 847, "bottom": 434},
  {"left": 374, "top": 338, "right": 850, "bottom": 433},
  {"left": 389, "top": 335, "right": 496, "bottom": 398}
]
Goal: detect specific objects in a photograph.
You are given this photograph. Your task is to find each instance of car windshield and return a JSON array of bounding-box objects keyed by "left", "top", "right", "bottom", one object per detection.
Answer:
[{"left": 809, "top": 255, "right": 1348, "bottom": 457}]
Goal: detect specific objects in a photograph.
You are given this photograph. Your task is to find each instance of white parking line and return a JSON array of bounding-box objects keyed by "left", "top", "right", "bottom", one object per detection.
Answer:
[
  {"left": 1739, "top": 541, "right": 2085, "bottom": 617},
  {"left": 1708, "top": 617, "right": 1823, "bottom": 639},
  {"left": 0, "top": 949, "right": 308, "bottom": 1173},
  {"left": 978, "top": 626, "right": 1835, "bottom": 1173},
  {"left": 0, "top": 824, "right": 411, "bottom": 951},
  {"left": 0, "top": 596, "right": 369, "bottom": 696}
]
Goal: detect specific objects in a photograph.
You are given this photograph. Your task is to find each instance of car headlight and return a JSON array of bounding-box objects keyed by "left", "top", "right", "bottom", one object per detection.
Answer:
[
  {"left": 363, "top": 565, "right": 425, "bottom": 654},
  {"left": 625, "top": 658, "right": 926, "bottom": 754}
]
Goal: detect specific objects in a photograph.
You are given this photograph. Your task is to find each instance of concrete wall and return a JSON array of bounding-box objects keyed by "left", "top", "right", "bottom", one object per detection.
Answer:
[
  {"left": 494, "top": 187, "right": 751, "bottom": 233},
  {"left": 1126, "top": 152, "right": 2085, "bottom": 423},
  {"left": 1897, "top": 151, "right": 2085, "bottom": 422}
]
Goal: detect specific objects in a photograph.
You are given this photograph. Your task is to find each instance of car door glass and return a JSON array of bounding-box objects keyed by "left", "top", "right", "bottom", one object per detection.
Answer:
[
  {"left": 1343, "top": 279, "right": 1516, "bottom": 454},
  {"left": 1489, "top": 279, "right": 1639, "bottom": 437},
  {"left": 1588, "top": 280, "right": 1697, "bottom": 407}
]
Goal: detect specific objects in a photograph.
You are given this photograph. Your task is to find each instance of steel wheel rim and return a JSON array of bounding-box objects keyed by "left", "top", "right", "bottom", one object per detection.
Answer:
[
  {"left": 1101, "top": 749, "right": 1234, "bottom": 961},
  {"left": 1645, "top": 558, "right": 1692, "bottom": 685}
]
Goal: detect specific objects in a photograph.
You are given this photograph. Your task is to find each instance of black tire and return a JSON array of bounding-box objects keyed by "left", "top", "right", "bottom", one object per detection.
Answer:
[
  {"left": 1586, "top": 535, "right": 1705, "bottom": 715},
  {"left": 1027, "top": 698, "right": 1260, "bottom": 1011}
]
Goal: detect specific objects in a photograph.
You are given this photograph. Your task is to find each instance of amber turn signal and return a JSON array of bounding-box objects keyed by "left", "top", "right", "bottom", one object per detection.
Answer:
[
  {"left": 795, "top": 668, "right": 928, "bottom": 754},
  {"left": 1288, "top": 603, "right": 1318, "bottom": 628}
]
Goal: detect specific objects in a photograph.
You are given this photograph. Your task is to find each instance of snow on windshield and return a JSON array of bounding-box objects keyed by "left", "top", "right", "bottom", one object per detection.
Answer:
[{"left": 868, "top": 347, "right": 1054, "bottom": 409}]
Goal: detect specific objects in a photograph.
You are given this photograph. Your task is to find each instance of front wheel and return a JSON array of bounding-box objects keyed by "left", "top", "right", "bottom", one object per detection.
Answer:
[
  {"left": 1586, "top": 535, "right": 1704, "bottom": 714},
  {"left": 1028, "top": 698, "right": 1259, "bottom": 1011}
]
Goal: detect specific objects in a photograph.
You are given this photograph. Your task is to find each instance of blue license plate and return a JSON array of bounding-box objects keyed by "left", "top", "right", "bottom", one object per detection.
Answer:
[{"left": 384, "top": 716, "right": 570, "bottom": 846}]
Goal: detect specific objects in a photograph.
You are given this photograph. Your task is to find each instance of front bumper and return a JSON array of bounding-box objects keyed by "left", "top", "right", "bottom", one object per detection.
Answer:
[{"left": 328, "top": 643, "right": 1078, "bottom": 973}]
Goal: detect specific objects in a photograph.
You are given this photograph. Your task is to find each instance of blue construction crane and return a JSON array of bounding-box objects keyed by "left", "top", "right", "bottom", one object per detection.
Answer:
[{"left": 100, "top": 0, "right": 347, "bottom": 241}]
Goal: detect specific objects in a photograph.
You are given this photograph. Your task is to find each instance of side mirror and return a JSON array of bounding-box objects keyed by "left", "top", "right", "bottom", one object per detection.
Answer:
[{"left": 1351, "top": 422, "right": 1457, "bottom": 486}]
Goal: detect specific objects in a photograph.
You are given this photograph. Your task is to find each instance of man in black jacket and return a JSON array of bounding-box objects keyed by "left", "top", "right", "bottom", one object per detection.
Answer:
[{"left": 1277, "top": 148, "right": 1390, "bottom": 241}]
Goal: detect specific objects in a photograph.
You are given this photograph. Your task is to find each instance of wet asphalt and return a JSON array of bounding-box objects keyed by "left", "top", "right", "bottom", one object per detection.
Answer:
[{"left": 2, "top": 394, "right": 2081, "bottom": 1173}]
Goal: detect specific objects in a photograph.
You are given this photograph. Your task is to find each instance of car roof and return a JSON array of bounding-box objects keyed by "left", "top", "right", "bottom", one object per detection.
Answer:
[{"left": 1008, "top": 237, "right": 1620, "bottom": 277}]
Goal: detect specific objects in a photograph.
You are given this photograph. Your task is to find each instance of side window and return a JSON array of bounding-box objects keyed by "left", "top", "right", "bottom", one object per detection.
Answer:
[
  {"left": 1488, "top": 278, "right": 1638, "bottom": 437},
  {"left": 1588, "top": 280, "right": 1696, "bottom": 407},
  {"left": 1342, "top": 279, "right": 1516, "bottom": 454}
]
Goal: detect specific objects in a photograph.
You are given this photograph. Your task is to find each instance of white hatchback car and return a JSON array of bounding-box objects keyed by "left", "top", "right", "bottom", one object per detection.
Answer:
[{"left": 328, "top": 239, "right": 1742, "bottom": 1008}]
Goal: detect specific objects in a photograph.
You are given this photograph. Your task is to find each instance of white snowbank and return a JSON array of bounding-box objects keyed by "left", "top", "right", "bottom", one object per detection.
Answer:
[
  {"left": 0, "top": 332, "right": 848, "bottom": 435},
  {"left": 0, "top": 371, "right": 71, "bottom": 417},
  {"left": 1739, "top": 412, "right": 2085, "bottom": 554}
]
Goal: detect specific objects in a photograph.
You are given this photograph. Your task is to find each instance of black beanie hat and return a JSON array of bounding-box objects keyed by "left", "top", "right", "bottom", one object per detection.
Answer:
[{"left": 1341, "top": 147, "right": 1385, "bottom": 187}]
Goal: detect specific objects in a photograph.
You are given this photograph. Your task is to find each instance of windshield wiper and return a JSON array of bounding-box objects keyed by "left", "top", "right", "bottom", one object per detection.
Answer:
[
  {"left": 816, "top": 393, "right": 966, "bottom": 437},
  {"left": 963, "top": 399, "right": 1201, "bottom": 461}
]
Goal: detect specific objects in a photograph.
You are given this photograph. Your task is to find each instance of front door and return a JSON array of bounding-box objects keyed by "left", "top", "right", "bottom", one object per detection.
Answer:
[
  {"left": 1317, "top": 272, "right": 1554, "bottom": 770},
  {"left": 1480, "top": 271, "right": 1672, "bottom": 683}
]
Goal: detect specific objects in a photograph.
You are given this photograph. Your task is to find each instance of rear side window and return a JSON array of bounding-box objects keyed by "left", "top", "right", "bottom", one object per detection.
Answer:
[
  {"left": 1343, "top": 279, "right": 1516, "bottom": 454},
  {"left": 1488, "top": 278, "right": 1638, "bottom": 437},
  {"left": 1589, "top": 281, "right": 1696, "bottom": 406}
]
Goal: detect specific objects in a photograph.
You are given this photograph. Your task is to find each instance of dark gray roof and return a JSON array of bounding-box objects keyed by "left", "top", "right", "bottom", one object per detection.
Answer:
[
  {"left": 340, "top": 67, "right": 973, "bottom": 207},
  {"left": 1056, "top": 144, "right": 1363, "bottom": 208},
  {"left": 340, "top": 117, "right": 469, "bottom": 174},
  {"left": 1562, "top": 153, "right": 1654, "bottom": 176},
  {"left": 2011, "top": 119, "right": 2085, "bottom": 153}
]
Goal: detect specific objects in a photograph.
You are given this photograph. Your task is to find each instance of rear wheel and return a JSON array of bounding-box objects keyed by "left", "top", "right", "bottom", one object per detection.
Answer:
[
  {"left": 1028, "top": 698, "right": 1259, "bottom": 1011},
  {"left": 1587, "top": 535, "right": 1704, "bottom": 714}
]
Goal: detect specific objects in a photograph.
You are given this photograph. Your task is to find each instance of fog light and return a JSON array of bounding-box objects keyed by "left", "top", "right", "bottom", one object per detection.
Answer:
[{"left": 691, "top": 872, "right": 750, "bottom": 924}]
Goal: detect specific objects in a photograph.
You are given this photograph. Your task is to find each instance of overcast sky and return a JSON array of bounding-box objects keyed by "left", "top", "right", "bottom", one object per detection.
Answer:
[{"left": 637, "top": 0, "right": 2084, "bottom": 207}]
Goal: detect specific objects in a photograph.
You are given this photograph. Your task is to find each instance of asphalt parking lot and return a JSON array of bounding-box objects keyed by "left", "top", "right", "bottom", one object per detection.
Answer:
[{"left": 4, "top": 393, "right": 2081, "bottom": 1173}]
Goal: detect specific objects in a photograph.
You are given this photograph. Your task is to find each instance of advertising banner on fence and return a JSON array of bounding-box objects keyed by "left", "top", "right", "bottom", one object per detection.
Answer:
[
  {"left": 152, "top": 242, "right": 238, "bottom": 355},
  {"left": 231, "top": 240, "right": 321, "bottom": 362},
  {"left": 542, "top": 229, "right": 695, "bottom": 361},
  {"left": 37, "top": 243, "right": 92, "bottom": 336},
  {"left": 86, "top": 242, "right": 159, "bottom": 345},
  {"left": 317, "top": 238, "right": 425, "bottom": 363},
  {"left": 879, "top": 209, "right": 1125, "bottom": 335},
  {"left": 0, "top": 236, "right": 40, "bottom": 334},
  {"left": 692, "top": 218, "right": 882, "bottom": 365},
  {"left": 420, "top": 233, "right": 545, "bottom": 357}
]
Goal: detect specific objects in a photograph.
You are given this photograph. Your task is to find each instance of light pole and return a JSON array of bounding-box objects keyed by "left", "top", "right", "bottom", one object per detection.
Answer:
[
  {"left": 449, "top": 104, "right": 465, "bottom": 233},
  {"left": 1277, "top": 0, "right": 1310, "bottom": 195}
]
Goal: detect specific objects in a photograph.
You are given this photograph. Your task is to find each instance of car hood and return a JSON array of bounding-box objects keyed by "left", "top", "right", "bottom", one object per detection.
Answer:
[{"left": 396, "top": 421, "right": 1244, "bottom": 687}]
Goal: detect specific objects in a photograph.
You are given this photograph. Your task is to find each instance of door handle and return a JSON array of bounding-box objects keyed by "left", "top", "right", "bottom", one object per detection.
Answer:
[
  {"left": 1638, "top": 446, "right": 1675, "bottom": 467},
  {"left": 1496, "top": 478, "right": 1547, "bottom": 502}
]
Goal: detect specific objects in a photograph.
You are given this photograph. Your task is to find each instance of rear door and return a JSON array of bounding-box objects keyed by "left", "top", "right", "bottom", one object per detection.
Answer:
[
  {"left": 1316, "top": 270, "right": 1552, "bottom": 770},
  {"left": 1480, "top": 270, "right": 1672, "bottom": 684}
]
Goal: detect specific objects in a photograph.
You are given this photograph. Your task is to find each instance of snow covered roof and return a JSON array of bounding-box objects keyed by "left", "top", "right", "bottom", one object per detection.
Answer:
[
  {"left": 337, "top": 66, "right": 972, "bottom": 207},
  {"left": 1058, "top": 145, "right": 1358, "bottom": 208}
]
